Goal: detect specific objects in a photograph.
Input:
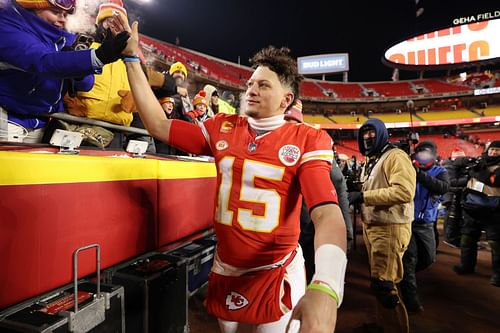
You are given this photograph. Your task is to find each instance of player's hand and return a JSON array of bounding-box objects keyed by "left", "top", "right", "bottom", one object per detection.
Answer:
[
  {"left": 109, "top": 14, "right": 140, "bottom": 57},
  {"left": 287, "top": 289, "right": 338, "bottom": 333}
]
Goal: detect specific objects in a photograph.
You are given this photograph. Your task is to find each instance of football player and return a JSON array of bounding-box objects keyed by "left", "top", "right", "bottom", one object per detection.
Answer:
[{"left": 117, "top": 17, "right": 347, "bottom": 333}]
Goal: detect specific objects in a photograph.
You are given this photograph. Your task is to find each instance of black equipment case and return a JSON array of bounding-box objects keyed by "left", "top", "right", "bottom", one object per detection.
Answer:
[
  {"left": 109, "top": 253, "right": 188, "bottom": 333},
  {"left": 168, "top": 235, "right": 216, "bottom": 295}
]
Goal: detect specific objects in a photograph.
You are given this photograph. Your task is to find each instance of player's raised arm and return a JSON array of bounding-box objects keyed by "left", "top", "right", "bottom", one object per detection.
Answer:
[{"left": 112, "top": 16, "right": 171, "bottom": 143}]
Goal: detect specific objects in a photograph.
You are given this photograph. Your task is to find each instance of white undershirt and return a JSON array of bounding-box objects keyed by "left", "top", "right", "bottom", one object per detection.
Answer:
[{"left": 247, "top": 114, "right": 285, "bottom": 133}]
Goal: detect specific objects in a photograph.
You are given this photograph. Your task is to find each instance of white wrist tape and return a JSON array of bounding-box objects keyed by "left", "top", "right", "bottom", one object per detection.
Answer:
[{"left": 311, "top": 244, "right": 347, "bottom": 307}]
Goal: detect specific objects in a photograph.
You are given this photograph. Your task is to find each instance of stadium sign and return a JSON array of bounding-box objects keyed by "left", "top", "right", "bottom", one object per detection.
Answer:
[
  {"left": 453, "top": 11, "right": 500, "bottom": 25},
  {"left": 474, "top": 86, "right": 500, "bottom": 96},
  {"left": 297, "top": 53, "right": 349, "bottom": 75},
  {"left": 383, "top": 18, "right": 500, "bottom": 69}
]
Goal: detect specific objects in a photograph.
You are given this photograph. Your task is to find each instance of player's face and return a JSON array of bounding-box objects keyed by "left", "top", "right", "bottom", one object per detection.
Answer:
[{"left": 244, "top": 66, "right": 292, "bottom": 119}]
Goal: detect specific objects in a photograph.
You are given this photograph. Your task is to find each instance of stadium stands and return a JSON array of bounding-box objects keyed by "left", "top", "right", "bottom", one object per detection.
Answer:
[
  {"left": 480, "top": 105, "right": 500, "bottom": 117},
  {"left": 317, "top": 82, "right": 363, "bottom": 99},
  {"left": 417, "top": 134, "right": 483, "bottom": 157},
  {"left": 417, "top": 108, "right": 478, "bottom": 121},
  {"left": 335, "top": 135, "right": 485, "bottom": 159},
  {"left": 368, "top": 113, "right": 417, "bottom": 123},
  {"left": 413, "top": 79, "right": 471, "bottom": 94},
  {"left": 140, "top": 35, "right": 252, "bottom": 87},
  {"left": 300, "top": 81, "right": 328, "bottom": 98},
  {"left": 330, "top": 114, "right": 368, "bottom": 124},
  {"left": 138, "top": 35, "right": 495, "bottom": 104},
  {"left": 303, "top": 114, "right": 335, "bottom": 124},
  {"left": 363, "top": 82, "right": 415, "bottom": 97}
]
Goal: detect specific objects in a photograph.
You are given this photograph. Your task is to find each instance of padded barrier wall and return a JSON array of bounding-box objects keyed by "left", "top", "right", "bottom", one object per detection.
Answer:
[{"left": 0, "top": 150, "right": 216, "bottom": 309}]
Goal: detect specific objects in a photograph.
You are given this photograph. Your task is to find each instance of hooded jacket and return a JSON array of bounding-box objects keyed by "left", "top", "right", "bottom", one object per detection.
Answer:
[
  {"left": 358, "top": 118, "right": 389, "bottom": 157},
  {"left": 358, "top": 118, "right": 416, "bottom": 224},
  {"left": 0, "top": 1, "right": 95, "bottom": 128}
]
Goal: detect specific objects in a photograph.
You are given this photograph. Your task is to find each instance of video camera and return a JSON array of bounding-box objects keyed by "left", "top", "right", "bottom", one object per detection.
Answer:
[{"left": 393, "top": 131, "right": 419, "bottom": 155}]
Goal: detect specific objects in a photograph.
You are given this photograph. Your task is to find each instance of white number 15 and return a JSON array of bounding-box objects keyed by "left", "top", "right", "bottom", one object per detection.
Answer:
[{"left": 216, "top": 156, "right": 285, "bottom": 233}]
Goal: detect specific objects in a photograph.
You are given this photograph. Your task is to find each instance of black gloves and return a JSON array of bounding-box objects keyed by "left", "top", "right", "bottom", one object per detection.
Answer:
[
  {"left": 348, "top": 191, "right": 364, "bottom": 205},
  {"left": 95, "top": 31, "right": 130, "bottom": 65}
]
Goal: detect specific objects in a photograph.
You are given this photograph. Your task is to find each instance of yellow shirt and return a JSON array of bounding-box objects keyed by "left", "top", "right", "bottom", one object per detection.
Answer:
[{"left": 76, "top": 42, "right": 133, "bottom": 126}]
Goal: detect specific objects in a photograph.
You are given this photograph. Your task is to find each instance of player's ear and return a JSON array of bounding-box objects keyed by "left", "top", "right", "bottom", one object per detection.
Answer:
[{"left": 281, "top": 92, "right": 294, "bottom": 109}]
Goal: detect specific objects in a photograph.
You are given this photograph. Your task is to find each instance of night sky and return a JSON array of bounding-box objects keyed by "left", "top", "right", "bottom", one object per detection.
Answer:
[{"left": 125, "top": 0, "right": 498, "bottom": 82}]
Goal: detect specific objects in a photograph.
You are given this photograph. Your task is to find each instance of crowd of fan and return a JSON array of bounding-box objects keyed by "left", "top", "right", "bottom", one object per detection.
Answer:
[{"left": 0, "top": 0, "right": 238, "bottom": 153}]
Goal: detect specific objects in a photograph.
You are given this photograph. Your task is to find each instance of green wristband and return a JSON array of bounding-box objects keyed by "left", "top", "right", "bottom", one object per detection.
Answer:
[{"left": 307, "top": 282, "right": 340, "bottom": 304}]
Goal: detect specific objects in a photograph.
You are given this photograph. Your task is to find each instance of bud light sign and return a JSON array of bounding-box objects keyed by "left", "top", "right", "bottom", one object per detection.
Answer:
[{"left": 297, "top": 53, "right": 349, "bottom": 75}]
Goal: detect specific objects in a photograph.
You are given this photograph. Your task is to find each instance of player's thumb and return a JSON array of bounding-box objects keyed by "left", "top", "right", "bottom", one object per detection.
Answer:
[{"left": 131, "top": 21, "right": 139, "bottom": 37}]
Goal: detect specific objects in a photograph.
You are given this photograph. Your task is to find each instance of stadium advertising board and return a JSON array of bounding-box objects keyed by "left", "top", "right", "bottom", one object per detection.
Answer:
[
  {"left": 384, "top": 18, "right": 500, "bottom": 69},
  {"left": 297, "top": 54, "right": 349, "bottom": 75}
]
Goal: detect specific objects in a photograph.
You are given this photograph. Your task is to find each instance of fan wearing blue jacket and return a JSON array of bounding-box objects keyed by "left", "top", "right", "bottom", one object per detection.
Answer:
[
  {"left": 400, "top": 140, "right": 449, "bottom": 313},
  {"left": 0, "top": 0, "right": 129, "bottom": 142}
]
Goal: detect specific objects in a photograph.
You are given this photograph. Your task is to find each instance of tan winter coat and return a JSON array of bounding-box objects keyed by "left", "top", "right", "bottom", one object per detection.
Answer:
[{"left": 361, "top": 148, "right": 416, "bottom": 225}]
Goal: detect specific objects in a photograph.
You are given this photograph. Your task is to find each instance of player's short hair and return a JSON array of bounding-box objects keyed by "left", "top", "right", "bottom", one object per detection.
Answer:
[{"left": 249, "top": 46, "right": 303, "bottom": 99}]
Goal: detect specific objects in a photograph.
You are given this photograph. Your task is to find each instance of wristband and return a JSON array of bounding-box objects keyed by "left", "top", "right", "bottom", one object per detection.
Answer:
[
  {"left": 308, "top": 281, "right": 340, "bottom": 304},
  {"left": 312, "top": 244, "right": 347, "bottom": 307},
  {"left": 122, "top": 55, "right": 140, "bottom": 63}
]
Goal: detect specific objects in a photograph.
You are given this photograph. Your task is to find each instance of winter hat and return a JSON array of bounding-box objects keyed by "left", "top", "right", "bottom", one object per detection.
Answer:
[
  {"left": 169, "top": 62, "right": 187, "bottom": 79},
  {"left": 450, "top": 148, "right": 466, "bottom": 159},
  {"left": 17, "top": 0, "right": 75, "bottom": 13},
  {"left": 284, "top": 99, "right": 303, "bottom": 123},
  {"left": 192, "top": 91, "right": 208, "bottom": 108},
  {"left": 159, "top": 96, "right": 175, "bottom": 105},
  {"left": 488, "top": 140, "right": 500, "bottom": 150},
  {"left": 96, "top": 0, "right": 127, "bottom": 25},
  {"left": 415, "top": 140, "right": 437, "bottom": 155},
  {"left": 16, "top": 0, "right": 51, "bottom": 10},
  {"left": 203, "top": 84, "right": 218, "bottom": 99}
]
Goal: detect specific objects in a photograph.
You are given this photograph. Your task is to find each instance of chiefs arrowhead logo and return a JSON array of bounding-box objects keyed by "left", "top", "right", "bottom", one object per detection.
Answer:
[
  {"left": 220, "top": 121, "right": 234, "bottom": 133},
  {"left": 225, "top": 291, "right": 249, "bottom": 310}
]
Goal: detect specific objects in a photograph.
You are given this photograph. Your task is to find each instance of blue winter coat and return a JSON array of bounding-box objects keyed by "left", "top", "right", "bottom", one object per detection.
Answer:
[
  {"left": 0, "top": 1, "right": 96, "bottom": 129},
  {"left": 414, "top": 165, "right": 447, "bottom": 224}
]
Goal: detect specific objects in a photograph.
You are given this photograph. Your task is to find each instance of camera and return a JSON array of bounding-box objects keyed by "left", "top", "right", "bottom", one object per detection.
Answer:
[{"left": 393, "top": 131, "right": 419, "bottom": 155}]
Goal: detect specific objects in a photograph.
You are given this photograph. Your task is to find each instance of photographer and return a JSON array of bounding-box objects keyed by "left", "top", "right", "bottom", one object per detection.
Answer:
[
  {"left": 442, "top": 149, "right": 469, "bottom": 248},
  {"left": 349, "top": 118, "right": 416, "bottom": 332},
  {"left": 400, "top": 141, "right": 449, "bottom": 313},
  {"left": 454, "top": 141, "right": 500, "bottom": 287}
]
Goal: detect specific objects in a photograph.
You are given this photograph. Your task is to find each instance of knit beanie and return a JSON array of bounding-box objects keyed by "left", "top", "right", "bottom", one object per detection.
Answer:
[
  {"left": 96, "top": 0, "right": 127, "bottom": 24},
  {"left": 17, "top": 0, "right": 76, "bottom": 13},
  {"left": 16, "top": 0, "right": 54, "bottom": 10},
  {"left": 159, "top": 96, "right": 175, "bottom": 105},
  {"left": 488, "top": 140, "right": 500, "bottom": 150},
  {"left": 192, "top": 91, "right": 208, "bottom": 108},
  {"left": 169, "top": 62, "right": 188, "bottom": 79}
]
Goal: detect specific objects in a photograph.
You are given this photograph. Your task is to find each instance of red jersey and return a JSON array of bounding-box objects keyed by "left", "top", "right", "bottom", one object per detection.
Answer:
[{"left": 169, "top": 114, "right": 337, "bottom": 267}]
